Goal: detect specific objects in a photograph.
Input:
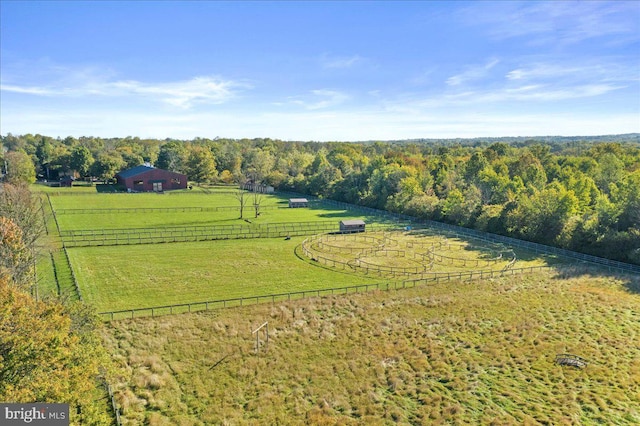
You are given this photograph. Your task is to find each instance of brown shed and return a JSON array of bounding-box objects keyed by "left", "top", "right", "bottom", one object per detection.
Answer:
[{"left": 115, "top": 165, "right": 187, "bottom": 192}]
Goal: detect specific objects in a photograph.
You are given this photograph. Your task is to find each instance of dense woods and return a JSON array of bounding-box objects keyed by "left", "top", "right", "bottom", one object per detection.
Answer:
[{"left": 2, "top": 133, "right": 639, "bottom": 265}]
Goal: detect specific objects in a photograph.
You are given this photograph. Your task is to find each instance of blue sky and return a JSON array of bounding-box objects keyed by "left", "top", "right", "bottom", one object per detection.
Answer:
[{"left": 1, "top": 1, "right": 639, "bottom": 141}]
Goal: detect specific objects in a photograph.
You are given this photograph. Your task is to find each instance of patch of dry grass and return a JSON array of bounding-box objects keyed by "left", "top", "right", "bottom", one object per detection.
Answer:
[{"left": 103, "top": 267, "right": 640, "bottom": 424}]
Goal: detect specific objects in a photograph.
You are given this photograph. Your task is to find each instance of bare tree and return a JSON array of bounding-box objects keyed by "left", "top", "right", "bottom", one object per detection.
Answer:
[
  {"left": 235, "top": 187, "right": 247, "bottom": 219},
  {"left": 253, "top": 190, "right": 264, "bottom": 218}
]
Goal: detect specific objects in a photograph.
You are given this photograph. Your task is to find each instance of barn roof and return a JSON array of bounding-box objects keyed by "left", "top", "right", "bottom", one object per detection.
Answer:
[
  {"left": 340, "top": 219, "right": 365, "bottom": 226},
  {"left": 116, "top": 165, "right": 156, "bottom": 178}
]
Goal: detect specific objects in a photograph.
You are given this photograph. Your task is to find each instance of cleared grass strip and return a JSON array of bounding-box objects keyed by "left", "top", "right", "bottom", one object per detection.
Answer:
[{"left": 50, "top": 249, "right": 81, "bottom": 301}]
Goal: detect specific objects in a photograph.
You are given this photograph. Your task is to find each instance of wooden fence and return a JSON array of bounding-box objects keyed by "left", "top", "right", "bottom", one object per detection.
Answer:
[
  {"left": 60, "top": 222, "right": 395, "bottom": 247},
  {"left": 105, "top": 382, "right": 121, "bottom": 425},
  {"left": 99, "top": 265, "right": 552, "bottom": 321},
  {"left": 310, "top": 195, "right": 640, "bottom": 275},
  {"left": 63, "top": 247, "right": 83, "bottom": 301},
  {"left": 55, "top": 205, "right": 285, "bottom": 215},
  {"left": 100, "top": 282, "right": 388, "bottom": 321}
]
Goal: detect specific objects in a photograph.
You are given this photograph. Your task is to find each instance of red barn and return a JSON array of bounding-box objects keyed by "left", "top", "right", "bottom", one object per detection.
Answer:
[{"left": 115, "top": 165, "right": 187, "bottom": 192}]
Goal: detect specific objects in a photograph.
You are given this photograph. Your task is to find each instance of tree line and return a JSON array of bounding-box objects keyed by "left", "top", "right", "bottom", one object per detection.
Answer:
[{"left": 2, "top": 133, "right": 639, "bottom": 265}]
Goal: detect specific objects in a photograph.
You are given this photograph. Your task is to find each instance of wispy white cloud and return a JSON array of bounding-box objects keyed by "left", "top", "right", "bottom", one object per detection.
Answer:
[
  {"left": 446, "top": 59, "right": 500, "bottom": 86},
  {"left": 107, "top": 77, "right": 244, "bottom": 108},
  {"left": 320, "top": 54, "right": 364, "bottom": 69},
  {"left": 411, "top": 83, "right": 624, "bottom": 109},
  {"left": 428, "top": 57, "right": 636, "bottom": 108},
  {"left": 290, "top": 89, "right": 350, "bottom": 110},
  {"left": 1, "top": 72, "right": 249, "bottom": 108},
  {"left": 461, "top": 1, "right": 640, "bottom": 46},
  {"left": 506, "top": 62, "right": 639, "bottom": 83},
  {"left": 0, "top": 84, "right": 57, "bottom": 96}
]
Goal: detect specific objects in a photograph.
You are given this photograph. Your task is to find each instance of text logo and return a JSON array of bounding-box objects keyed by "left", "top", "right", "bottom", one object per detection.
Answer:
[{"left": 1, "top": 404, "right": 69, "bottom": 425}]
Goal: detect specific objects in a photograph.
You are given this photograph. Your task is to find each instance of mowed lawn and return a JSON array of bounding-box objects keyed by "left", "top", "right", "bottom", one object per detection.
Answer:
[
  {"left": 48, "top": 192, "right": 379, "bottom": 231},
  {"left": 68, "top": 237, "right": 382, "bottom": 312},
  {"left": 48, "top": 191, "right": 264, "bottom": 209}
]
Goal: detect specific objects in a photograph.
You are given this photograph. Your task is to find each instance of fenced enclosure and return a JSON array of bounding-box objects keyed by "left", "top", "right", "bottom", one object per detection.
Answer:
[
  {"left": 53, "top": 205, "right": 287, "bottom": 215},
  {"left": 38, "top": 188, "right": 640, "bottom": 318},
  {"left": 301, "top": 230, "right": 524, "bottom": 279},
  {"left": 99, "top": 264, "right": 553, "bottom": 321},
  {"left": 310, "top": 195, "right": 640, "bottom": 275},
  {"left": 59, "top": 221, "right": 396, "bottom": 247}
]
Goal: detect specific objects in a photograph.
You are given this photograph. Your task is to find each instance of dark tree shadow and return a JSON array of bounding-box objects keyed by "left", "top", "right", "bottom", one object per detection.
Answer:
[
  {"left": 317, "top": 211, "right": 359, "bottom": 219},
  {"left": 95, "top": 184, "right": 124, "bottom": 193},
  {"left": 551, "top": 264, "right": 640, "bottom": 295}
]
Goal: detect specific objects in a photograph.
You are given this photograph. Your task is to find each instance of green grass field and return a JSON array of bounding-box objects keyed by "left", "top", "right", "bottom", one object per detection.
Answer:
[
  {"left": 37, "top": 190, "right": 385, "bottom": 303},
  {"left": 103, "top": 268, "right": 640, "bottom": 425},
  {"left": 47, "top": 191, "right": 383, "bottom": 231},
  {"left": 68, "top": 237, "right": 383, "bottom": 312},
  {"left": 68, "top": 229, "right": 558, "bottom": 314}
]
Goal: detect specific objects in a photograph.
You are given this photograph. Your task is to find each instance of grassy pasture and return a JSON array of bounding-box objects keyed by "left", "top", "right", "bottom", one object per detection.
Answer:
[
  {"left": 31, "top": 182, "right": 100, "bottom": 193},
  {"left": 68, "top": 229, "right": 557, "bottom": 314},
  {"left": 67, "top": 237, "right": 383, "bottom": 313},
  {"left": 48, "top": 192, "right": 380, "bottom": 231},
  {"left": 103, "top": 268, "right": 640, "bottom": 425}
]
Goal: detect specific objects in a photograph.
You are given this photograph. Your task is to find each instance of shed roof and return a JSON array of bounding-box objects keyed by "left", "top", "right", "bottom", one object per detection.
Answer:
[
  {"left": 340, "top": 219, "right": 366, "bottom": 226},
  {"left": 289, "top": 198, "right": 308, "bottom": 203},
  {"left": 116, "top": 165, "right": 156, "bottom": 179}
]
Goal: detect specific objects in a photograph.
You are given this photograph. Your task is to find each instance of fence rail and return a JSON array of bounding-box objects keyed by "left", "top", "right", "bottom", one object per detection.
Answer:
[
  {"left": 55, "top": 205, "right": 286, "bottom": 215},
  {"left": 303, "top": 232, "right": 507, "bottom": 275},
  {"left": 99, "top": 265, "right": 553, "bottom": 321},
  {"left": 44, "top": 189, "right": 244, "bottom": 196},
  {"left": 105, "top": 382, "right": 121, "bottom": 426},
  {"left": 60, "top": 221, "right": 396, "bottom": 247},
  {"left": 304, "top": 194, "right": 640, "bottom": 274},
  {"left": 63, "top": 247, "right": 83, "bottom": 301}
]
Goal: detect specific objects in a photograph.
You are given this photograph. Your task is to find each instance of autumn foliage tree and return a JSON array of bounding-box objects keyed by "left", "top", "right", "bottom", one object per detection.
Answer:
[
  {"left": 0, "top": 183, "right": 113, "bottom": 425},
  {"left": 0, "top": 276, "right": 112, "bottom": 424},
  {"left": 0, "top": 217, "right": 33, "bottom": 286}
]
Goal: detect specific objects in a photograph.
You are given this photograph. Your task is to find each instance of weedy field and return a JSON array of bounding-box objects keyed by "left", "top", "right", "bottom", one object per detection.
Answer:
[{"left": 103, "top": 267, "right": 640, "bottom": 425}]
